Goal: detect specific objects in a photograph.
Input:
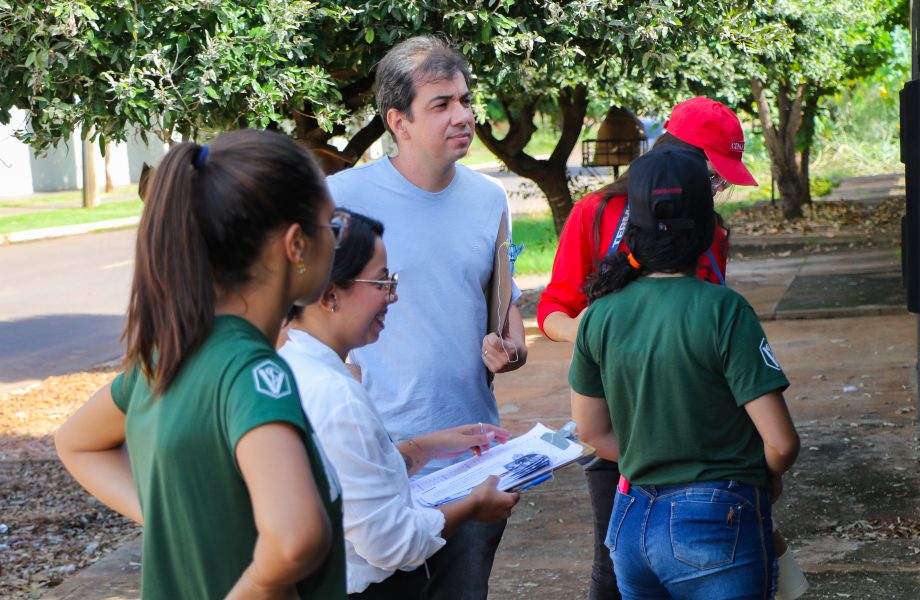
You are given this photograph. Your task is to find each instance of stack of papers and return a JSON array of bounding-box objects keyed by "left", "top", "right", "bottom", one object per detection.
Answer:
[{"left": 410, "top": 423, "right": 586, "bottom": 507}]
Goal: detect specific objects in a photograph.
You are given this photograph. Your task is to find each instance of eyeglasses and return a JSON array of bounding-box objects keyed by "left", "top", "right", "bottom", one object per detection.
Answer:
[
  {"left": 321, "top": 210, "right": 350, "bottom": 249},
  {"left": 710, "top": 173, "right": 729, "bottom": 194},
  {"left": 349, "top": 272, "right": 399, "bottom": 303}
]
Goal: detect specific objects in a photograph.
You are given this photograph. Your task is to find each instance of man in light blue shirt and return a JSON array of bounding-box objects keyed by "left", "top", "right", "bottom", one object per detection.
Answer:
[{"left": 326, "top": 36, "right": 528, "bottom": 600}]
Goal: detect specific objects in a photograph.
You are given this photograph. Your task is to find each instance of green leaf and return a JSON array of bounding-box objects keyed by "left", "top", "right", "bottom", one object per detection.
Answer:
[{"left": 365, "top": 28, "right": 375, "bottom": 43}]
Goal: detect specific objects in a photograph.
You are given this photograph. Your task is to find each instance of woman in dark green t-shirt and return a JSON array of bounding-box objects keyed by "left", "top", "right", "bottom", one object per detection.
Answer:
[
  {"left": 570, "top": 147, "right": 800, "bottom": 599},
  {"left": 55, "top": 130, "right": 346, "bottom": 599}
]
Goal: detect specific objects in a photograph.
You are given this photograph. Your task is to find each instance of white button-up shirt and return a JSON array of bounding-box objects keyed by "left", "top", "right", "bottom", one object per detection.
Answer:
[{"left": 279, "top": 330, "right": 446, "bottom": 594}]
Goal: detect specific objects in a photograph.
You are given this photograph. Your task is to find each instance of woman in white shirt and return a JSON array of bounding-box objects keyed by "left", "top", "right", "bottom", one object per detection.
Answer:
[{"left": 279, "top": 209, "right": 520, "bottom": 599}]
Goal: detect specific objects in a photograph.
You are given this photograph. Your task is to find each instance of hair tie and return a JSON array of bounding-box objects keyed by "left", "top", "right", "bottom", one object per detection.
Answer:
[
  {"left": 193, "top": 145, "right": 208, "bottom": 169},
  {"left": 627, "top": 252, "right": 641, "bottom": 270}
]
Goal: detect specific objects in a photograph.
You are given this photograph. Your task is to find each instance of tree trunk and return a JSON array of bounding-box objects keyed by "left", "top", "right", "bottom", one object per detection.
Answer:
[
  {"left": 798, "top": 90, "right": 821, "bottom": 206},
  {"left": 476, "top": 85, "right": 588, "bottom": 234},
  {"left": 104, "top": 149, "right": 114, "bottom": 193},
  {"left": 82, "top": 127, "right": 99, "bottom": 208},
  {"left": 751, "top": 77, "right": 808, "bottom": 219},
  {"left": 292, "top": 76, "right": 382, "bottom": 173},
  {"left": 342, "top": 115, "right": 385, "bottom": 160}
]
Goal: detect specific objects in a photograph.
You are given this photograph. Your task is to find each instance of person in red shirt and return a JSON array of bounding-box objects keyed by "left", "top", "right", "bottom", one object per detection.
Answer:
[{"left": 537, "top": 97, "right": 759, "bottom": 600}]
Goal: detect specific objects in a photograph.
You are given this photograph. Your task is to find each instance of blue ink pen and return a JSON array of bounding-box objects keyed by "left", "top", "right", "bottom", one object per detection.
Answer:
[{"left": 516, "top": 473, "right": 553, "bottom": 492}]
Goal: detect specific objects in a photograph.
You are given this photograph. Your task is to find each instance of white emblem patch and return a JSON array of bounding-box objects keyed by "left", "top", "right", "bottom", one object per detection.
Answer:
[
  {"left": 759, "top": 338, "right": 782, "bottom": 371},
  {"left": 252, "top": 360, "right": 292, "bottom": 398}
]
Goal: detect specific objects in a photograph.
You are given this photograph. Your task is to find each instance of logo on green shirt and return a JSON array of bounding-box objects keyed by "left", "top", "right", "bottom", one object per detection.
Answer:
[
  {"left": 252, "top": 360, "right": 292, "bottom": 398},
  {"left": 759, "top": 338, "right": 782, "bottom": 371}
]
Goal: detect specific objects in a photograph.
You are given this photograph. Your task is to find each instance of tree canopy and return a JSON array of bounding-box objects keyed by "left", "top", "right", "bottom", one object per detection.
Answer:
[
  {"left": 2, "top": 0, "right": 901, "bottom": 226},
  {"left": 669, "top": 0, "right": 908, "bottom": 218}
]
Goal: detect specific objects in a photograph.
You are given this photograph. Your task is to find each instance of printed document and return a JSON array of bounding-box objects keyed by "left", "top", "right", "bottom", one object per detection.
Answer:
[{"left": 410, "top": 423, "right": 585, "bottom": 507}]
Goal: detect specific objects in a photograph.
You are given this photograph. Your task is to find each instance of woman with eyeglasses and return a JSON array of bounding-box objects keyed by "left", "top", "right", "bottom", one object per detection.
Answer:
[
  {"left": 279, "top": 208, "right": 520, "bottom": 599},
  {"left": 537, "top": 97, "right": 760, "bottom": 600},
  {"left": 54, "top": 129, "right": 346, "bottom": 599}
]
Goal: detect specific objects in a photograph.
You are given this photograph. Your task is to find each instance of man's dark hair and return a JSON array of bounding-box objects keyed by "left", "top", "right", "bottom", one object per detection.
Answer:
[{"left": 375, "top": 36, "right": 471, "bottom": 135}]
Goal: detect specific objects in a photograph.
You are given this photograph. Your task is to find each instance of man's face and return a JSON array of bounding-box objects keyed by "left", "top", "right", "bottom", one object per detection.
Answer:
[{"left": 398, "top": 70, "right": 474, "bottom": 166}]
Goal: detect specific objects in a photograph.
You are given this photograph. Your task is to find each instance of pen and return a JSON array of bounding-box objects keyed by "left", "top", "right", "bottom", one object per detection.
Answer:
[{"left": 516, "top": 473, "right": 553, "bottom": 492}]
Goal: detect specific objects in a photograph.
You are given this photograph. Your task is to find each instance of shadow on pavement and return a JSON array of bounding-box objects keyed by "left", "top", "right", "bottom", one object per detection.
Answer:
[{"left": 0, "top": 314, "right": 124, "bottom": 389}]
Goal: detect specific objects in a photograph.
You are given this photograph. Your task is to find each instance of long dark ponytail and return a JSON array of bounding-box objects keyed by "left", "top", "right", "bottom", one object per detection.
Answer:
[
  {"left": 590, "top": 133, "right": 709, "bottom": 258},
  {"left": 585, "top": 221, "right": 714, "bottom": 302},
  {"left": 586, "top": 144, "right": 716, "bottom": 302},
  {"left": 123, "top": 129, "right": 328, "bottom": 394}
]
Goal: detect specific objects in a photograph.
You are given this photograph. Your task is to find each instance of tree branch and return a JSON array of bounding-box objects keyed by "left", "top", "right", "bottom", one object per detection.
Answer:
[
  {"left": 549, "top": 84, "right": 587, "bottom": 166},
  {"left": 751, "top": 77, "right": 774, "bottom": 133},
  {"left": 751, "top": 77, "right": 780, "bottom": 158},
  {"left": 339, "top": 75, "right": 376, "bottom": 111},
  {"left": 475, "top": 96, "right": 539, "bottom": 169},
  {"left": 342, "top": 115, "right": 384, "bottom": 158},
  {"left": 502, "top": 98, "right": 538, "bottom": 156},
  {"left": 787, "top": 82, "right": 807, "bottom": 140}
]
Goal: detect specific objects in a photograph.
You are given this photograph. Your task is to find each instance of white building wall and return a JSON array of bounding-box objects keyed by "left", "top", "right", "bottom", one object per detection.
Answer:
[
  {"left": 30, "top": 130, "right": 82, "bottom": 193},
  {"left": 0, "top": 109, "right": 35, "bottom": 195},
  {"left": 0, "top": 108, "right": 168, "bottom": 197}
]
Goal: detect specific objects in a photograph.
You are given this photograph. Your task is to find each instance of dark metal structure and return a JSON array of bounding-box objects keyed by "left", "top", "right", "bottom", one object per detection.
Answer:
[
  {"left": 899, "top": 1, "right": 919, "bottom": 401},
  {"left": 582, "top": 106, "right": 647, "bottom": 177}
]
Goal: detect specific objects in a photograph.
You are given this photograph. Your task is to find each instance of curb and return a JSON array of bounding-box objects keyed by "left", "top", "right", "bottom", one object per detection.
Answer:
[
  {"left": 0, "top": 217, "right": 140, "bottom": 245},
  {"left": 40, "top": 536, "right": 142, "bottom": 600}
]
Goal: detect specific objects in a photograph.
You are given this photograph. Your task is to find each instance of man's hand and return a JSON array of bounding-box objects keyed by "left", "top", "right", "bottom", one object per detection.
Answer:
[
  {"left": 481, "top": 305, "right": 528, "bottom": 373},
  {"left": 481, "top": 332, "right": 526, "bottom": 373}
]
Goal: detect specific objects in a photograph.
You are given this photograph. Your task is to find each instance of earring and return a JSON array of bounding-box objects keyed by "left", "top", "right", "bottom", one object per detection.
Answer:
[
  {"left": 296, "top": 260, "right": 305, "bottom": 275},
  {"left": 331, "top": 301, "right": 337, "bottom": 313}
]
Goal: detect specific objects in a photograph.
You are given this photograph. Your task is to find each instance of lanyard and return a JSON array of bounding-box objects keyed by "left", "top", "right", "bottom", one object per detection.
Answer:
[
  {"left": 706, "top": 248, "right": 726, "bottom": 287},
  {"left": 606, "top": 206, "right": 630, "bottom": 255},
  {"left": 606, "top": 206, "right": 726, "bottom": 288}
]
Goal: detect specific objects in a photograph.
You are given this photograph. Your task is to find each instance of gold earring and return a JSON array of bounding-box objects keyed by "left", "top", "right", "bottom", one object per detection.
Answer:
[{"left": 297, "top": 260, "right": 305, "bottom": 275}]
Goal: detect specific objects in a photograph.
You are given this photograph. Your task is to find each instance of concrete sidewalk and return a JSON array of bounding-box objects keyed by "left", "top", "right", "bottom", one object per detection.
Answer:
[{"left": 41, "top": 242, "right": 919, "bottom": 599}]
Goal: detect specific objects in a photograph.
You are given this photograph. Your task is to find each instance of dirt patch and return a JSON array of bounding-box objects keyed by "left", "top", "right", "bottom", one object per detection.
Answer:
[
  {"left": 0, "top": 372, "right": 139, "bottom": 599},
  {"left": 0, "top": 371, "right": 118, "bottom": 461},
  {"left": 725, "top": 197, "right": 904, "bottom": 238}
]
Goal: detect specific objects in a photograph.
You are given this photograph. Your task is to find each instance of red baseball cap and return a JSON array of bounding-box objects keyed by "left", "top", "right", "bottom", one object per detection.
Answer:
[{"left": 663, "top": 97, "right": 758, "bottom": 187}]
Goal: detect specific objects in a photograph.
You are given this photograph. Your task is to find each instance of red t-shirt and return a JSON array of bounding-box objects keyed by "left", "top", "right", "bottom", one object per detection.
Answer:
[{"left": 536, "top": 191, "right": 729, "bottom": 337}]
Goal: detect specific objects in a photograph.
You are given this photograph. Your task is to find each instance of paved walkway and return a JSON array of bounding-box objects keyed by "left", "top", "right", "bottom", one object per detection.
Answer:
[{"left": 40, "top": 239, "right": 920, "bottom": 599}]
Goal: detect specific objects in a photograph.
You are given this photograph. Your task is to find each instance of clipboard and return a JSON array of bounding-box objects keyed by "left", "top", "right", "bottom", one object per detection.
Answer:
[
  {"left": 410, "top": 423, "right": 595, "bottom": 506},
  {"left": 507, "top": 422, "right": 595, "bottom": 492},
  {"left": 487, "top": 211, "right": 513, "bottom": 337}
]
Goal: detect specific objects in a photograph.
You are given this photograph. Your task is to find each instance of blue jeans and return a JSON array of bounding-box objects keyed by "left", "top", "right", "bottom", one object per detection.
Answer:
[{"left": 607, "top": 480, "right": 776, "bottom": 600}]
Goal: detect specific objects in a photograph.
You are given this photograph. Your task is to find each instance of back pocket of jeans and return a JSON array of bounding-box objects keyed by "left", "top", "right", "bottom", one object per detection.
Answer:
[
  {"left": 670, "top": 499, "right": 741, "bottom": 569},
  {"left": 605, "top": 494, "right": 635, "bottom": 552}
]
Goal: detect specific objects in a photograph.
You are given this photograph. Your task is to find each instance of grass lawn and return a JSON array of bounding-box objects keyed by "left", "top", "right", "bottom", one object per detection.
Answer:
[
  {"left": 459, "top": 125, "right": 559, "bottom": 167},
  {"left": 0, "top": 185, "right": 138, "bottom": 208},
  {"left": 0, "top": 200, "right": 143, "bottom": 235},
  {"left": 511, "top": 212, "right": 558, "bottom": 276},
  {"left": 508, "top": 191, "right": 767, "bottom": 277}
]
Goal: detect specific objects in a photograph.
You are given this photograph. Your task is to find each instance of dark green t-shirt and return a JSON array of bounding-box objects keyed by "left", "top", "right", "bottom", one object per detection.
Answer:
[
  {"left": 569, "top": 276, "right": 789, "bottom": 490},
  {"left": 112, "top": 316, "right": 345, "bottom": 599}
]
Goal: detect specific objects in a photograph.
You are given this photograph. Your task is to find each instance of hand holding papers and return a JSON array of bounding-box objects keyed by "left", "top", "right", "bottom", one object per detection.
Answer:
[{"left": 410, "top": 423, "right": 592, "bottom": 508}]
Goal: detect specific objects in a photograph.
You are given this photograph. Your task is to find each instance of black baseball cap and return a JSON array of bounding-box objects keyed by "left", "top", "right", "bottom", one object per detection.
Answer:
[{"left": 627, "top": 146, "right": 713, "bottom": 232}]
